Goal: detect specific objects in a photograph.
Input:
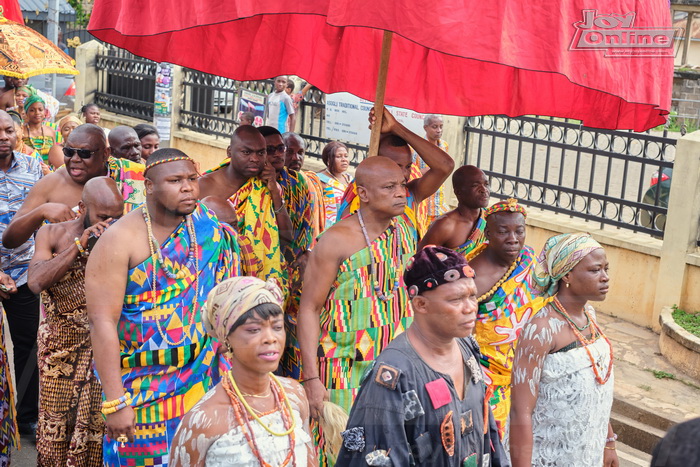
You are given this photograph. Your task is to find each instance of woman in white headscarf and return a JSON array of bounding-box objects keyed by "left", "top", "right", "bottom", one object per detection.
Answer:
[
  {"left": 169, "top": 276, "right": 315, "bottom": 467},
  {"left": 510, "top": 233, "right": 619, "bottom": 467}
]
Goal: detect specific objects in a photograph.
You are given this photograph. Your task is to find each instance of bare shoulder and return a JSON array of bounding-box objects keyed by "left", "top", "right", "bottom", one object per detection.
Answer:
[
  {"left": 314, "top": 216, "right": 360, "bottom": 260},
  {"left": 198, "top": 170, "right": 226, "bottom": 198}
]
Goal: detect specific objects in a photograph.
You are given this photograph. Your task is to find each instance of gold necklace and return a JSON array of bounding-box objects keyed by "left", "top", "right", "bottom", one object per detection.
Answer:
[
  {"left": 143, "top": 205, "right": 199, "bottom": 346},
  {"left": 476, "top": 258, "right": 519, "bottom": 303}
]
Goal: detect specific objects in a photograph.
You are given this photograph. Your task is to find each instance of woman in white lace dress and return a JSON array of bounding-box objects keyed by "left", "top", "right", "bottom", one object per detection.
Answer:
[
  {"left": 169, "top": 277, "right": 315, "bottom": 466},
  {"left": 510, "top": 233, "right": 619, "bottom": 467}
]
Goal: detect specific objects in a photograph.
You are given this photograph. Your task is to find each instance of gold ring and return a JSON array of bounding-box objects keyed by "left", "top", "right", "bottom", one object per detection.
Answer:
[{"left": 116, "top": 434, "right": 128, "bottom": 447}]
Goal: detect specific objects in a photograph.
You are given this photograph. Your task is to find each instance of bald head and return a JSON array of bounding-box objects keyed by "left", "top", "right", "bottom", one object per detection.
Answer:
[
  {"left": 453, "top": 165, "right": 490, "bottom": 209},
  {"left": 356, "top": 157, "right": 407, "bottom": 216},
  {"left": 67, "top": 123, "right": 106, "bottom": 148},
  {"left": 108, "top": 126, "right": 142, "bottom": 163},
  {"left": 81, "top": 176, "right": 124, "bottom": 226},
  {"left": 231, "top": 124, "right": 264, "bottom": 147},
  {"left": 356, "top": 156, "right": 403, "bottom": 188}
]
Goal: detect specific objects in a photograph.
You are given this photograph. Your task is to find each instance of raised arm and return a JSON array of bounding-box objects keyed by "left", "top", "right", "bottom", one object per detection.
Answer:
[
  {"left": 2, "top": 176, "right": 76, "bottom": 248},
  {"left": 297, "top": 231, "right": 343, "bottom": 419},
  {"left": 85, "top": 223, "right": 134, "bottom": 442},
  {"left": 372, "top": 108, "right": 455, "bottom": 205},
  {"left": 509, "top": 313, "right": 556, "bottom": 467}
]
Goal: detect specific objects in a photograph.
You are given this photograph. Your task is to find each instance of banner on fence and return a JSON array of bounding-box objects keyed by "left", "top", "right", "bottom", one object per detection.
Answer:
[
  {"left": 154, "top": 62, "right": 173, "bottom": 142},
  {"left": 238, "top": 88, "right": 266, "bottom": 127},
  {"left": 325, "top": 92, "right": 428, "bottom": 145}
]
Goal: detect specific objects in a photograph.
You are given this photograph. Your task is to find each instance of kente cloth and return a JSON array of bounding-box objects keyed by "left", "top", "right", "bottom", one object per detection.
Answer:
[
  {"left": 467, "top": 245, "right": 549, "bottom": 439},
  {"left": 0, "top": 308, "right": 17, "bottom": 467},
  {"left": 335, "top": 181, "right": 420, "bottom": 246},
  {"left": 412, "top": 139, "right": 450, "bottom": 228},
  {"left": 106, "top": 156, "right": 146, "bottom": 214},
  {"left": 236, "top": 233, "right": 263, "bottom": 278},
  {"left": 23, "top": 122, "right": 62, "bottom": 161},
  {"left": 37, "top": 258, "right": 104, "bottom": 467},
  {"left": 317, "top": 171, "right": 349, "bottom": 228},
  {"left": 206, "top": 159, "right": 288, "bottom": 296},
  {"left": 317, "top": 214, "right": 416, "bottom": 414},
  {"left": 103, "top": 204, "right": 242, "bottom": 467},
  {"left": 530, "top": 233, "right": 603, "bottom": 297},
  {"left": 301, "top": 170, "right": 325, "bottom": 237},
  {"left": 19, "top": 143, "right": 43, "bottom": 164},
  {"left": 454, "top": 210, "right": 487, "bottom": 258},
  {"left": 336, "top": 333, "right": 508, "bottom": 467},
  {"left": 277, "top": 168, "right": 313, "bottom": 261}
]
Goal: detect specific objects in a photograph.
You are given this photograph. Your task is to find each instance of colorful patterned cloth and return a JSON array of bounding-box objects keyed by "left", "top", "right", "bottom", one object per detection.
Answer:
[
  {"left": 38, "top": 258, "right": 104, "bottom": 466},
  {"left": 410, "top": 141, "right": 451, "bottom": 234},
  {"left": 103, "top": 204, "right": 241, "bottom": 467},
  {"left": 207, "top": 160, "right": 288, "bottom": 296},
  {"left": 454, "top": 210, "right": 487, "bottom": 258},
  {"left": 530, "top": 233, "right": 603, "bottom": 297},
  {"left": 23, "top": 122, "right": 61, "bottom": 162},
  {"left": 313, "top": 214, "right": 416, "bottom": 465},
  {"left": 465, "top": 245, "right": 549, "bottom": 438},
  {"left": 0, "top": 308, "right": 17, "bottom": 467},
  {"left": 106, "top": 156, "right": 146, "bottom": 213},
  {"left": 336, "top": 181, "right": 420, "bottom": 246},
  {"left": 301, "top": 170, "right": 325, "bottom": 237},
  {"left": 317, "top": 171, "right": 350, "bottom": 228}
]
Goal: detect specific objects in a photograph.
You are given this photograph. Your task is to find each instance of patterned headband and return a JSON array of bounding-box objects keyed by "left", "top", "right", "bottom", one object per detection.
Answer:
[
  {"left": 485, "top": 198, "right": 527, "bottom": 218},
  {"left": 404, "top": 245, "right": 475, "bottom": 298},
  {"left": 144, "top": 156, "right": 194, "bottom": 174}
]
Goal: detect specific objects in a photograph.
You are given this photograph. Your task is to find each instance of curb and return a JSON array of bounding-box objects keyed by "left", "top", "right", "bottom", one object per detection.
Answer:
[{"left": 659, "top": 307, "right": 700, "bottom": 381}]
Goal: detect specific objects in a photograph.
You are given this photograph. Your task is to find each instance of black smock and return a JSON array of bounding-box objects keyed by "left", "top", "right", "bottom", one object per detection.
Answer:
[{"left": 336, "top": 332, "right": 509, "bottom": 467}]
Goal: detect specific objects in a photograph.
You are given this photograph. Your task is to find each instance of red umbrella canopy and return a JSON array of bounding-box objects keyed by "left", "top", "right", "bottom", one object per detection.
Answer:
[{"left": 89, "top": 0, "right": 672, "bottom": 131}]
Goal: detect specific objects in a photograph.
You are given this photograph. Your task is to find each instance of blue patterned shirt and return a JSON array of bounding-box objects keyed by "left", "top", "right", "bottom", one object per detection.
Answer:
[{"left": 0, "top": 152, "right": 43, "bottom": 287}]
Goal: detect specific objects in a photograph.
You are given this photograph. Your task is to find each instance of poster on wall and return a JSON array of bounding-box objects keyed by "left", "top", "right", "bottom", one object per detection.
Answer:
[
  {"left": 154, "top": 62, "right": 173, "bottom": 142},
  {"left": 324, "top": 92, "right": 428, "bottom": 145},
  {"left": 238, "top": 88, "right": 267, "bottom": 126}
]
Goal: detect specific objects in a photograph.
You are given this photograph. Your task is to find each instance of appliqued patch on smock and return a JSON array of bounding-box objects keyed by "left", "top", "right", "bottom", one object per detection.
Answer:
[
  {"left": 460, "top": 409, "right": 474, "bottom": 435},
  {"left": 463, "top": 453, "right": 478, "bottom": 467},
  {"left": 441, "top": 410, "right": 456, "bottom": 456},
  {"left": 402, "top": 389, "right": 424, "bottom": 421},
  {"left": 374, "top": 363, "right": 401, "bottom": 390},
  {"left": 365, "top": 449, "right": 393, "bottom": 466},
  {"left": 466, "top": 355, "right": 483, "bottom": 384},
  {"left": 360, "top": 360, "right": 376, "bottom": 384},
  {"left": 425, "top": 377, "right": 452, "bottom": 409},
  {"left": 341, "top": 426, "right": 365, "bottom": 452}
]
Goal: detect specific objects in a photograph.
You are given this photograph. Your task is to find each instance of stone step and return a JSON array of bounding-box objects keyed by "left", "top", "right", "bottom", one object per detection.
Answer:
[
  {"left": 611, "top": 411, "right": 666, "bottom": 455},
  {"left": 612, "top": 398, "right": 676, "bottom": 432},
  {"left": 617, "top": 442, "right": 653, "bottom": 467}
]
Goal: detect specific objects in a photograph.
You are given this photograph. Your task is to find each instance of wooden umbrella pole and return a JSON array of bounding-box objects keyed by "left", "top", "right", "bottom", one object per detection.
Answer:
[{"left": 368, "top": 30, "right": 393, "bottom": 157}]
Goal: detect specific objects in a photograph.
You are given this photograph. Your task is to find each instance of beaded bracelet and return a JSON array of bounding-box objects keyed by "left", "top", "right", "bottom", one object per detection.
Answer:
[
  {"left": 605, "top": 433, "right": 618, "bottom": 443},
  {"left": 102, "top": 398, "right": 131, "bottom": 416},
  {"left": 74, "top": 237, "right": 89, "bottom": 258},
  {"left": 274, "top": 203, "right": 284, "bottom": 213},
  {"left": 102, "top": 393, "right": 130, "bottom": 409}
]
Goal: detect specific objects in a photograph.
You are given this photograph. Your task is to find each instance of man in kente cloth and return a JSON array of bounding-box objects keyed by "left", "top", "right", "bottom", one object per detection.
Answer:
[
  {"left": 258, "top": 126, "right": 314, "bottom": 380},
  {"left": 283, "top": 131, "right": 326, "bottom": 236},
  {"left": 2, "top": 123, "right": 145, "bottom": 250},
  {"left": 337, "top": 108, "right": 454, "bottom": 239},
  {"left": 462, "top": 198, "right": 545, "bottom": 439},
  {"left": 199, "top": 125, "right": 292, "bottom": 296},
  {"left": 86, "top": 149, "right": 243, "bottom": 467},
  {"left": 336, "top": 246, "right": 508, "bottom": 467},
  {"left": 298, "top": 156, "right": 417, "bottom": 465},
  {"left": 418, "top": 165, "right": 490, "bottom": 257},
  {"left": 28, "top": 177, "right": 124, "bottom": 466}
]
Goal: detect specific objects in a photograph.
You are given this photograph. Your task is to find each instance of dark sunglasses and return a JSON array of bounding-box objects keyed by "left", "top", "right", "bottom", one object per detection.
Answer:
[
  {"left": 266, "top": 144, "right": 286, "bottom": 154},
  {"left": 63, "top": 147, "right": 100, "bottom": 159}
]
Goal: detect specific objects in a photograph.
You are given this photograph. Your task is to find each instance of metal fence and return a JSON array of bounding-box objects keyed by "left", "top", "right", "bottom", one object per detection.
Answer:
[
  {"left": 464, "top": 115, "right": 676, "bottom": 237},
  {"left": 179, "top": 70, "right": 369, "bottom": 164},
  {"left": 95, "top": 47, "right": 156, "bottom": 120}
]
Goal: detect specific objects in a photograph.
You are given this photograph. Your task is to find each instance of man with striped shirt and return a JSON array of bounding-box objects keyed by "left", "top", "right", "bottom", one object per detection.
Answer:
[
  {"left": 0, "top": 109, "right": 44, "bottom": 441},
  {"left": 266, "top": 76, "right": 296, "bottom": 132}
]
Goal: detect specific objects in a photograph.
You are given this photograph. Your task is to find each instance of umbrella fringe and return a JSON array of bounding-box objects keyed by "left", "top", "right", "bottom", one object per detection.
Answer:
[{"left": 0, "top": 67, "right": 79, "bottom": 79}]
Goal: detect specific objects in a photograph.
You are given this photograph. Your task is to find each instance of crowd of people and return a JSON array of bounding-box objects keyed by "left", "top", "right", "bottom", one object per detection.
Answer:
[{"left": 0, "top": 73, "right": 691, "bottom": 467}]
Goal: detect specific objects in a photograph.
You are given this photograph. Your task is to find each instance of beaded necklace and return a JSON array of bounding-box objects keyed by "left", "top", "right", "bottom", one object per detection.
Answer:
[
  {"left": 223, "top": 372, "right": 297, "bottom": 467},
  {"left": 476, "top": 259, "right": 518, "bottom": 303},
  {"left": 142, "top": 205, "right": 199, "bottom": 346},
  {"left": 357, "top": 209, "right": 401, "bottom": 302},
  {"left": 24, "top": 123, "right": 51, "bottom": 154},
  {"left": 551, "top": 297, "right": 614, "bottom": 384}
]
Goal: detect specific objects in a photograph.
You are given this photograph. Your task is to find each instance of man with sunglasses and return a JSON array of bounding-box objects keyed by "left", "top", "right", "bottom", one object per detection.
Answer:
[
  {"left": 0, "top": 109, "right": 44, "bottom": 443},
  {"left": 2, "top": 123, "right": 145, "bottom": 250},
  {"left": 199, "top": 124, "right": 291, "bottom": 297}
]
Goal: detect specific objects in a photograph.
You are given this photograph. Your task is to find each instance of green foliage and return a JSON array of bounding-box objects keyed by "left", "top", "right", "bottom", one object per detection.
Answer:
[
  {"left": 652, "top": 370, "right": 676, "bottom": 380},
  {"left": 672, "top": 305, "right": 700, "bottom": 338},
  {"left": 67, "top": 0, "right": 90, "bottom": 27}
]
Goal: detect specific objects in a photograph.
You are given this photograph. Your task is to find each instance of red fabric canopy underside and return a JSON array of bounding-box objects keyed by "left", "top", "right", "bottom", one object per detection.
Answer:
[
  {"left": 0, "top": 0, "right": 24, "bottom": 24},
  {"left": 88, "top": 0, "right": 672, "bottom": 131}
]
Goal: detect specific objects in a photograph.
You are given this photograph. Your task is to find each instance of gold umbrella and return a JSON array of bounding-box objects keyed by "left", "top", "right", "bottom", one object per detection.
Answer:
[{"left": 0, "top": 7, "right": 78, "bottom": 79}]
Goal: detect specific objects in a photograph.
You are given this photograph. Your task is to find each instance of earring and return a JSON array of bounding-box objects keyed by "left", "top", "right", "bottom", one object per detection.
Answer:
[
  {"left": 226, "top": 342, "right": 234, "bottom": 356},
  {"left": 565, "top": 282, "right": 570, "bottom": 288}
]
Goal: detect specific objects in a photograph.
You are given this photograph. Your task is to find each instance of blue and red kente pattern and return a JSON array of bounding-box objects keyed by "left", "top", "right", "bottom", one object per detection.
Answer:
[{"left": 102, "top": 203, "right": 241, "bottom": 467}]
